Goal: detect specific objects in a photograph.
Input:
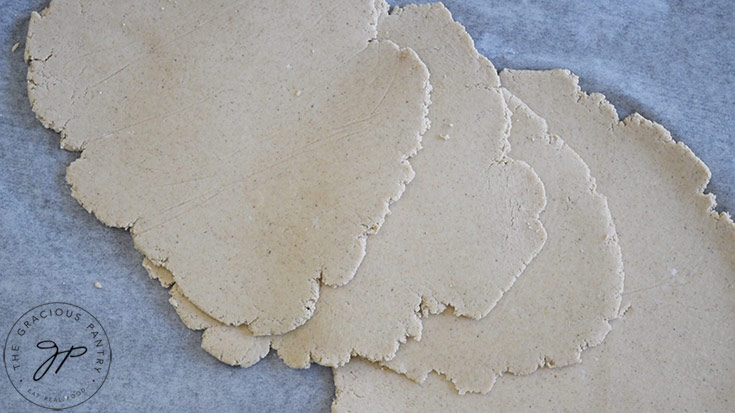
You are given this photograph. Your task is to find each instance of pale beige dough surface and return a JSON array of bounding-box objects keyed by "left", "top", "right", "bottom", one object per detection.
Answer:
[
  {"left": 26, "top": 0, "right": 431, "bottom": 335},
  {"left": 380, "top": 89, "right": 625, "bottom": 394},
  {"left": 272, "top": 4, "right": 546, "bottom": 367},
  {"left": 333, "top": 70, "right": 735, "bottom": 411},
  {"left": 170, "top": 283, "right": 271, "bottom": 367},
  {"left": 168, "top": 283, "right": 218, "bottom": 331},
  {"left": 144, "top": 3, "right": 548, "bottom": 369},
  {"left": 333, "top": 359, "right": 489, "bottom": 412},
  {"left": 142, "top": 257, "right": 174, "bottom": 288},
  {"left": 142, "top": 263, "right": 271, "bottom": 367}
]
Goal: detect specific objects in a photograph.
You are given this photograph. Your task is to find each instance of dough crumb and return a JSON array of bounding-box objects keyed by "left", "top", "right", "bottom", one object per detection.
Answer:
[
  {"left": 11, "top": 42, "right": 19, "bottom": 52},
  {"left": 94, "top": 281, "right": 103, "bottom": 289}
]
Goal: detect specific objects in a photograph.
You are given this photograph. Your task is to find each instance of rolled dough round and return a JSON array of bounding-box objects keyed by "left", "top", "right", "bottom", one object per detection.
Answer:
[{"left": 26, "top": 0, "right": 431, "bottom": 335}]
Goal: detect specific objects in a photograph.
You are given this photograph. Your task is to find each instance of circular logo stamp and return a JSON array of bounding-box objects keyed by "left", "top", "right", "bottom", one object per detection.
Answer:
[{"left": 4, "top": 302, "right": 111, "bottom": 410}]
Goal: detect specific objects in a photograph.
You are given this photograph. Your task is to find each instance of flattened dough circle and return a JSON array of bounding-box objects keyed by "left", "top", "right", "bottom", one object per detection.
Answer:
[{"left": 26, "top": 0, "right": 431, "bottom": 335}]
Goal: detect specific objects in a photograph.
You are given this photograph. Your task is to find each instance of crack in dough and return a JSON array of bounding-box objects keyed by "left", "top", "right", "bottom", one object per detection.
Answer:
[{"left": 26, "top": 0, "right": 431, "bottom": 335}]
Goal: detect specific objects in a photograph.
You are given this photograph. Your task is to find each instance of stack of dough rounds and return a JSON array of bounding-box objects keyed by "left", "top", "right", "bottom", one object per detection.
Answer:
[
  {"left": 145, "top": 0, "right": 550, "bottom": 369},
  {"left": 25, "top": 0, "right": 734, "bottom": 411},
  {"left": 332, "top": 6, "right": 734, "bottom": 412}
]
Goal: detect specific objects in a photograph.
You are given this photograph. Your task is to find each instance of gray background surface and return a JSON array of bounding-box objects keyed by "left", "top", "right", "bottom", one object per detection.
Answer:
[{"left": 1, "top": 1, "right": 733, "bottom": 412}]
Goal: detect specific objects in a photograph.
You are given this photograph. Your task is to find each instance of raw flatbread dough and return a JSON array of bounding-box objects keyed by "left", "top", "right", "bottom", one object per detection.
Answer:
[
  {"left": 141, "top": 263, "right": 271, "bottom": 367},
  {"left": 333, "top": 70, "right": 735, "bottom": 411},
  {"left": 168, "top": 283, "right": 270, "bottom": 367},
  {"left": 146, "top": 3, "right": 548, "bottom": 369},
  {"left": 272, "top": 3, "right": 546, "bottom": 368},
  {"left": 168, "top": 283, "right": 219, "bottom": 331},
  {"left": 140, "top": 263, "right": 271, "bottom": 367},
  {"left": 333, "top": 359, "right": 488, "bottom": 412},
  {"left": 142, "top": 257, "right": 174, "bottom": 288},
  {"left": 26, "top": 0, "right": 431, "bottom": 335},
  {"left": 380, "top": 89, "right": 625, "bottom": 394}
]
